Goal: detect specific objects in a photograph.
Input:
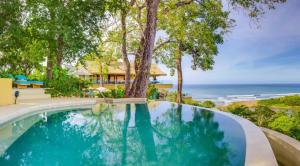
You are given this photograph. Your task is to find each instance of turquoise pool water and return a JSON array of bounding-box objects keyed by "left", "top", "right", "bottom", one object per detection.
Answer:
[{"left": 0, "top": 101, "right": 246, "bottom": 166}]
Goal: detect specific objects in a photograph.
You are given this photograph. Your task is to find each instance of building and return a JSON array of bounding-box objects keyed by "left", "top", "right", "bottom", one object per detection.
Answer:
[{"left": 73, "top": 61, "right": 173, "bottom": 89}]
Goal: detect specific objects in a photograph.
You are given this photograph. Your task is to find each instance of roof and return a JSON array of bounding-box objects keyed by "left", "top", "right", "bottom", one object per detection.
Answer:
[{"left": 77, "top": 61, "right": 167, "bottom": 76}]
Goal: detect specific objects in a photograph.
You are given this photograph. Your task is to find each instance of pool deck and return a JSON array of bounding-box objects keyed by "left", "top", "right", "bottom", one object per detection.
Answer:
[
  {"left": 0, "top": 98, "right": 97, "bottom": 126},
  {"left": 0, "top": 98, "right": 278, "bottom": 166}
]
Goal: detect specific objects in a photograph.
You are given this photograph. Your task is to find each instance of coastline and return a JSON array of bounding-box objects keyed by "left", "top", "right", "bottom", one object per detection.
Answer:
[
  {"left": 194, "top": 92, "right": 300, "bottom": 106},
  {"left": 171, "top": 84, "right": 300, "bottom": 106}
]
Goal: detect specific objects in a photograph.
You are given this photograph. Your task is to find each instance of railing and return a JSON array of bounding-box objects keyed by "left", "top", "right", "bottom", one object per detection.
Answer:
[
  {"left": 92, "top": 80, "right": 171, "bottom": 85},
  {"left": 92, "top": 80, "right": 173, "bottom": 89}
]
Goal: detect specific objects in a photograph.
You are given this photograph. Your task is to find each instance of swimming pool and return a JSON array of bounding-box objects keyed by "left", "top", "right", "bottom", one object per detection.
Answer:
[{"left": 0, "top": 101, "right": 246, "bottom": 165}]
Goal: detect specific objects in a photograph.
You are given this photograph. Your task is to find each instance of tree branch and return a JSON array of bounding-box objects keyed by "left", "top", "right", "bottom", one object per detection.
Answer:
[
  {"left": 153, "top": 39, "right": 174, "bottom": 53},
  {"left": 176, "top": 0, "right": 194, "bottom": 7},
  {"left": 163, "top": 0, "right": 195, "bottom": 14}
]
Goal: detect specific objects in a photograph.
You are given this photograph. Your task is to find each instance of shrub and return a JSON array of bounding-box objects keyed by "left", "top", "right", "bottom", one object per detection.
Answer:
[
  {"left": 147, "top": 85, "right": 159, "bottom": 99},
  {"left": 95, "top": 87, "right": 125, "bottom": 98},
  {"left": 254, "top": 106, "right": 275, "bottom": 127},
  {"left": 28, "top": 69, "right": 46, "bottom": 81},
  {"left": 268, "top": 112, "right": 296, "bottom": 136},
  {"left": 258, "top": 95, "right": 300, "bottom": 106},
  {"left": 111, "top": 86, "right": 125, "bottom": 98},
  {"left": 225, "top": 103, "right": 254, "bottom": 120},
  {"left": 45, "top": 67, "right": 91, "bottom": 97},
  {"left": 258, "top": 98, "right": 281, "bottom": 106},
  {"left": 0, "top": 70, "right": 10, "bottom": 78},
  {"left": 183, "top": 98, "right": 201, "bottom": 106},
  {"left": 280, "top": 95, "right": 300, "bottom": 106},
  {"left": 166, "top": 91, "right": 177, "bottom": 102},
  {"left": 290, "top": 111, "right": 300, "bottom": 140},
  {"left": 200, "top": 100, "right": 216, "bottom": 108},
  {"left": 221, "top": 102, "right": 300, "bottom": 140}
]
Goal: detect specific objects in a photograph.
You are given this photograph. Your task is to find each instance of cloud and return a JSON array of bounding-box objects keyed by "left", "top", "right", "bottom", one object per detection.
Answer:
[{"left": 158, "top": 0, "right": 300, "bottom": 84}]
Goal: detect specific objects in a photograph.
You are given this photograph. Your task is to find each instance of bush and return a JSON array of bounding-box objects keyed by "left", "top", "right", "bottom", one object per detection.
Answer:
[
  {"left": 200, "top": 100, "right": 216, "bottom": 108},
  {"left": 111, "top": 87, "right": 125, "bottom": 98},
  {"left": 254, "top": 106, "right": 275, "bottom": 127},
  {"left": 96, "top": 87, "right": 125, "bottom": 98},
  {"left": 230, "top": 105, "right": 253, "bottom": 119},
  {"left": 281, "top": 95, "right": 300, "bottom": 106},
  {"left": 258, "top": 95, "right": 300, "bottom": 107},
  {"left": 183, "top": 98, "right": 201, "bottom": 106},
  {"left": 45, "top": 67, "right": 91, "bottom": 97},
  {"left": 221, "top": 103, "right": 300, "bottom": 140},
  {"left": 28, "top": 69, "right": 45, "bottom": 81},
  {"left": 268, "top": 112, "right": 296, "bottom": 136},
  {"left": 0, "top": 70, "right": 10, "bottom": 78},
  {"left": 147, "top": 85, "right": 159, "bottom": 99},
  {"left": 166, "top": 91, "right": 177, "bottom": 102}
]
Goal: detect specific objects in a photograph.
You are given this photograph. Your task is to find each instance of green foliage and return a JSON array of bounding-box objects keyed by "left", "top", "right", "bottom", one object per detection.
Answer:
[
  {"left": 226, "top": 104, "right": 254, "bottom": 120},
  {"left": 183, "top": 98, "right": 201, "bottom": 107},
  {"left": 258, "top": 95, "right": 300, "bottom": 106},
  {"left": 165, "top": 91, "right": 216, "bottom": 108},
  {"left": 268, "top": 111, "right": 296, "bottom": 136},
  {"left": 1, "top": 0, "right": 110, "bottom": 78},
  {"left": 155, "top": 0, "right": 232, "bottom": 73},
  {"left": 45, "top": 67, "right": 91, "bottom": 97},
  {"left": 111, "top": 87, "right": 125, "bottom": 98},
  {"left": 147, "top": 85, "right": 159, "bottom": 99},
  {"left": 254, "top": 106, "right": 275, "bottom": 127},
  {"left": 96, "top": 87, "right": 125, "bottom": 98},
  {"left": 222, "top": 103, "right": 300, "bottom": 140},
  {"left": 229, "top": 0, "right": 286, "bottom": 18},
  {"left": 166, "top": 91, "right": 178, "bottom": 102},
  {"left": 201, "top": 101, "right": 216, "bottom": 108},
  {"left": 0, "top": 70, "right": 10, "bottom": 78},
  {"left": 28, "top": 69, "right": 46, "bottom": 81}
]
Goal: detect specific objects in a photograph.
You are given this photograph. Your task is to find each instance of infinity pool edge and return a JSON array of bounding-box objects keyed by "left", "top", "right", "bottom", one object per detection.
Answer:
[{"left": 0, "top": 98, "right": 278, "bottom": 166}]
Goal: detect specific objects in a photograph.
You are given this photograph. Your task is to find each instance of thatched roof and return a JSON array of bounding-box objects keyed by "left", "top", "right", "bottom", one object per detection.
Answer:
[
  {"left": 77, "top": 61, "right": 167, "bottom": 76},
  {"left": 76, "top": 67, "right": 92, "bottom": 76}
]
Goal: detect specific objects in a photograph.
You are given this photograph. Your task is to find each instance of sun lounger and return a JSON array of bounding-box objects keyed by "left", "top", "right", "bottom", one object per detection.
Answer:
[
  {"left": 30, "top": 80, "right": 44, "bottom": 88},
  {"left": 14, "top": 75, "right": 31, "bottom": 88}
]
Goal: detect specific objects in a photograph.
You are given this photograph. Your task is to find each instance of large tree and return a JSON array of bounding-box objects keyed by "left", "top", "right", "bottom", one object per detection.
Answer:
[
  {"left": 129, "top": 0, "right": 160, "bottom": 97},
  {"left": 155, "top": 0, "right": 231, "bottom": 103},
  {"left": 1, "top": 0, "right": 108, "bottom": 79},
  {"left": 129, "top": 0, "right": 286, "bottom": 98},
  {"left": 26, "top": 0, "right": 107, "bottom": 79}
]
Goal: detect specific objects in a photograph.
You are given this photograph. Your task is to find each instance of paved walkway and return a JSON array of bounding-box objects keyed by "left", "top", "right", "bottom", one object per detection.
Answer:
[{"left": 0, "top": 98, "right": 96, "bottom": 126}]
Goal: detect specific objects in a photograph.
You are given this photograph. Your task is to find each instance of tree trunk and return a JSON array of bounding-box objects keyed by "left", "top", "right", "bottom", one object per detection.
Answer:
[
  {"left": 129, "top": 35, "right": 144, "bottom": 96},
  {"left": 46, "top": 51, "right": 53, "bottom": 80},
  {"left": 121, "top": 104, "right": 131, "bottom": 165},
  {"left": 130, "top": 0, "right": 160, "bottom": 98},
  {"left": 121, "top": 10, "right": 131, "bottom": 97},
  {"left": 176, "top": 44, "right": 183, "bottom": 103},
  {"left": 135, "top": 104, "right": 157, "bottom": 161},
  {"left": 56, "top": 34, "right": 63, "bottom": 68}
]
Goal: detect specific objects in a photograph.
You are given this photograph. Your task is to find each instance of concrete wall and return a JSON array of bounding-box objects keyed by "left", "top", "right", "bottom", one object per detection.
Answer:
[
  {"left": 0, "top": 78, "right": 14, "bottom": 106},
  {"left": 262, "top": 127, "right": 300, "bottom": 166}
]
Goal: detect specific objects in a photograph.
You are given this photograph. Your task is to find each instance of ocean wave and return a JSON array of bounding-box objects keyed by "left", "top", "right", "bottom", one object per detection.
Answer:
[{"left": 197, "top": 93, "right": 300, "bottom": 106}]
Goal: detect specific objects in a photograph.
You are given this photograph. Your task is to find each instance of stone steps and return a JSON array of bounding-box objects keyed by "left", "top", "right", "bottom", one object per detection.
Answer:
[{"left": 13, "top": 88, "right": 51, "bottom": 100}]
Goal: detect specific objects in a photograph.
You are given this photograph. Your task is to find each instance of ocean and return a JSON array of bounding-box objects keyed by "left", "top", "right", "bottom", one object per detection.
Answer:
[{"left": 171, "top": 84, "right": 300, "bottom": 105}]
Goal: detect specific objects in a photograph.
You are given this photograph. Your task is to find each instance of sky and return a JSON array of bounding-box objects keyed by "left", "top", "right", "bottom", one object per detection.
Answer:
[{"left": 158, "top": 0, "right": 300, "bottom": 85}]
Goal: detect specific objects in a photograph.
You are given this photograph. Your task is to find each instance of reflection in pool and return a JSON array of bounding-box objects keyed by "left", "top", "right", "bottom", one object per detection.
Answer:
[{"left": 0, "top": 101, "right": 246, "bottom": 166}]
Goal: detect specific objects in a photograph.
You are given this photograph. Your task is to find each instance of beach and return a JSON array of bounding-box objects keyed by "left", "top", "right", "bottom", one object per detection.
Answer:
[{"left": 172, "top": 84, "right": 300, "bottom": 106}]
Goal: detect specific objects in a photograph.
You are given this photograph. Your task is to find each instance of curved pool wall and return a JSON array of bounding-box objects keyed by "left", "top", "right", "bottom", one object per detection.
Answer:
[{"left": 0, "top": 99, "right": 277, "bottom": 166}]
